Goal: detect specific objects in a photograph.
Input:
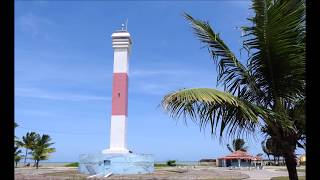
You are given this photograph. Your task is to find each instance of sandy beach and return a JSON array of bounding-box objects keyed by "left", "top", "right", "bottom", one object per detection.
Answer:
[{"left": 14, "top": 165, "right": 305, "bottom": 180}]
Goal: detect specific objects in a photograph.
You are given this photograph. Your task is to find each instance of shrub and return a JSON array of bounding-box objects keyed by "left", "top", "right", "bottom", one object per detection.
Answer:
[
  {"left": 166, "top": 160, "right": 176, "bottom": 166},
  {"left": 65, "top": 162, "right": 79, "bottom": 167}
]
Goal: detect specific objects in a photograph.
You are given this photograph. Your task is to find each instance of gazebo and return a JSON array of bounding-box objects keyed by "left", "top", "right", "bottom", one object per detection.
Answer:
[{"left": 217, "top": 150, "right": 263, "bottom": 168}]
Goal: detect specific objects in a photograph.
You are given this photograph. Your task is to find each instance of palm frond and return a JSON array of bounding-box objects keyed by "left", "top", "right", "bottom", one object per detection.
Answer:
[
  {"left": 22, "top": 132, "right": 39, "bottom": 149},
  {"left": 161, "top": 88, "right": 270, "bottom": 139},
  {"left": 184, "top": 12, "right": 266, "bottom": 106},
  {"left": 242, "top": 0, "right": 305, "bottom": 106},
  {"left": 227, "top": 144, "right": 234, "bottom": 152},
  {"left": 31, "top": 134, "right": 55, "bottom": 161},
  {"left": 232, "top": 138, "right": 248, "bottom": 151}
]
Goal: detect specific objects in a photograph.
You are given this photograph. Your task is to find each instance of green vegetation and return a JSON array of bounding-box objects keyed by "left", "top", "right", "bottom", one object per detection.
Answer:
[
  {"left": 31, "top": 134, "right": 56, "bottom": 169},
  {"left": 227, "top": 138, "right": 248, "bottom": 152},
  {"left": 155, "top": 162, "right": 188, "bottom": 168},
  {"left": 262, "top": 139, "right": 272, "bottom": 161},
  {"left": 262, "top": 138, "right": 285, "bottom": 165},
  {"left": 161, "top": 1, "right": 305, "bottom": 180},
  {"left": 14, "top": 122, "right": 23, "bottom": 167},
  {"left": 21, "top": 132, "right": 38, "bottom": 165},
  {"left": 14, "top": 146, "right": 22, "bottom": 167},
  {"left": 14, "top": 122, "right": 20, "bottom": 143},
  {"left": 271, "top": 177, "right": 305, "bottom": 180},
  {"left": 166, "top": 160, "right": 177, "bottom": 166},
  {"left": 154, "top": 163, "right": 168, "bottom": 167},
  {"left": 14, "top": 122, "right": 56, "bottom": 168},
  {"left": 65, "top": 162, "right": 79, "bottom": 167}
]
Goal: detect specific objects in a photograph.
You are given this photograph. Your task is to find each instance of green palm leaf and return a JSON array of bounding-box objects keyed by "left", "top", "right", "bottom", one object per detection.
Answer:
[
  {"left": 242, "top": 0, "right": 305, "bottom": 106},
  {"left": 162, "top": 1, "right": 305, "bottom": 179},
  {"left": 162, "top": 88, "right": 271, "bottom": 138},
  {"left": 232, "top": 138, "right": 248, "bottom": 152},
  {"left": 184, "top": 12, "right": 264, "bottom": 105},
  {"left": 31, "top": 134, "right": 56, "bottom": 168}
]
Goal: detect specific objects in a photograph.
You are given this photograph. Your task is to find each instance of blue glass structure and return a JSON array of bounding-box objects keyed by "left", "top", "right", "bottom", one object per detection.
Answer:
[{"left": 78, "top": 153, "right": 154, "bottom": 176}]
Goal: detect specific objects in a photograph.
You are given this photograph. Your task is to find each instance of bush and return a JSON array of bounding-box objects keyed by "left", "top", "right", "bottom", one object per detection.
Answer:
[
  {"left": 65, "top": 162, "right": 79, "bottom": 167},
  {"left": 166, "top": 160, "right": 176, "bottom": 166}
]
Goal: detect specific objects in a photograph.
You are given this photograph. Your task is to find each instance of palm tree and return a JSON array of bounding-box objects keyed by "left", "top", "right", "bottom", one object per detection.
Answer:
[
  {"left": 14, "top": 122, "right": 20, "bottom": 142},
  {"left": 227, "top": 138, "right": 248, "bottom": 152},
  {"left": 31, "top": 134, "right": 55, "bottom": 169},
  {"left": 14, "top": 146, "right": 22, "bottom": 167},
  {"left": 226, "top": 144, "right": 234, "bottom": 153},
  {"left": 161, "top": 1, "right": 305, "bottom": 179},
  {"left": 266, "top": 137, "right": 283, "bottom": 165},
  {"left": 14, "top": 122, "right": 23, "bottom": 147},
  {"left": 288, "top": 98, "right": 306, "bottom": 151},
  {"left": 21, "top": 132, "right": 39, "bottom": 165},
  {"left": 256, "top": 153, "right": 263, "bottom": 157},
  {"left": 261, "top": 140, "right": 272, "bottom": 161}
]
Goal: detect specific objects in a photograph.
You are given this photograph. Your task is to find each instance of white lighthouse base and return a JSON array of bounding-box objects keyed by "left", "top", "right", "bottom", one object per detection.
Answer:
[
  {"left": 104, "top": 115, "right": 129, "bottom": 154},
  {"left": 79, "top": 153, "right": 154, "bottom": 175},
  {"left": 102, "top": 148, "right": 129, "bottom": 154}
]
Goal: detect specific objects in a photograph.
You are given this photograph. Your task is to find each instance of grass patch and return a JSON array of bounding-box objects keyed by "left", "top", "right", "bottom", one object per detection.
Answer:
[
  {"left": 271, "top": 176, "right": 305, "bottom": 180},
  {"left": 64, "top": 162, "right": 79, "bottom": 167},
  {"left": 154, "top": 163, "right": 168, "bottom": 167}
]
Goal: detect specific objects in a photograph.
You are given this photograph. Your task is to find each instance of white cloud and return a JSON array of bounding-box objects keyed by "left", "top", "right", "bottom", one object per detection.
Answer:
[
  {"left": 131, "top": 69, "right": 191, "bottom": 77},
  {"left": 17, "top": 110, "right": 54, "bottom": 117},
  {"left": 16, "top": 13, "right": 55, "bottom": 38},
  {"left": 131, "top": 82, "right": 169, "bottom": 96},
  {"left": 129, "top": 66, "right": 218, "bottom": 96},
  {"left": 15, "top": 87, "right": 110, "bottom": 101},
  {"left": 15, "top": 49, "right": 113, "bottom": 86}
]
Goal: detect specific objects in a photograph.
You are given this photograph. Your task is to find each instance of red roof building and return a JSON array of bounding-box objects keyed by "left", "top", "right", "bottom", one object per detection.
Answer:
[{"left": 217, "top": 151, "right": 263, "bottom": 167}]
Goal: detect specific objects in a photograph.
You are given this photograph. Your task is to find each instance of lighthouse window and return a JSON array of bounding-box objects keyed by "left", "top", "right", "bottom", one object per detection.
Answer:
[{"left": 118, "top": 93, "right": 120, "bottom": 97}]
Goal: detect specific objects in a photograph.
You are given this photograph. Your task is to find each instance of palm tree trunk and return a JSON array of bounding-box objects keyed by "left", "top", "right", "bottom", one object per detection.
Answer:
[
  {"left": 36, "top": 160, "right": 39, "bottom": 169},
  {"left": 283, "top": 150, "right": 298, "bottom": 180},
  {"left": 273, "top": 156, "right": 276, "bottom": 165},
  {"left": 24, "top": 149, "right": 28, "bottom": 165}
]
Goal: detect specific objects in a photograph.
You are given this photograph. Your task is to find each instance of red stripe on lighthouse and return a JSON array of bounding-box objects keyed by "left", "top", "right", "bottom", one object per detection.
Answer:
[{"left": 111, "top": 73, "right": 128, "bottom": 115}]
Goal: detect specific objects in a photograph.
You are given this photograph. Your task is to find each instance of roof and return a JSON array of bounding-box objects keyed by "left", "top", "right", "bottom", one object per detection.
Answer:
[
  {"left": 218, "top": 150, "right": 263, "bottom": 160},
  {"left": 111, "top": 31, "right": 131, "bottom": 38}
]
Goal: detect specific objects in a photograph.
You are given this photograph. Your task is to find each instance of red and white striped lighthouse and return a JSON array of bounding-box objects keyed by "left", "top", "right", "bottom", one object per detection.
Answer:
[{"left": 103, "top": 28, "right": 132, "bottom": 154}]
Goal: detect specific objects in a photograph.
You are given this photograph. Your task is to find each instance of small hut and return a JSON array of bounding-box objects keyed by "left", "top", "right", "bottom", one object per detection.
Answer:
[{"left": 217, "top": 150, "right": 263, "bottom": 168}]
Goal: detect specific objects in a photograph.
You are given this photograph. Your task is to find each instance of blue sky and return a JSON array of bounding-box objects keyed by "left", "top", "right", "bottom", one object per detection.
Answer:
[{"left": 14, "top": 0, "right": 304, "bottom": 162}]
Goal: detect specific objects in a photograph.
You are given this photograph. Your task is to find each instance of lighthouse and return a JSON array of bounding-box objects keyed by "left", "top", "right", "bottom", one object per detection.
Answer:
[
  {"left": 103, "top": 26, "right": 131, "bottom": 154},
  {"left": 79, "top": 24, "right": 153, "bottom": 176}
]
